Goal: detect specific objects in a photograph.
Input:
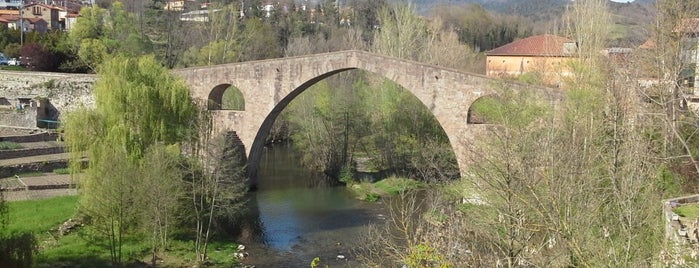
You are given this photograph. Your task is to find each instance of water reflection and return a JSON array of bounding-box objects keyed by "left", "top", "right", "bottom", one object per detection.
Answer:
[{"left": 235, "top": 145, "right": 381, "bottom": 267}]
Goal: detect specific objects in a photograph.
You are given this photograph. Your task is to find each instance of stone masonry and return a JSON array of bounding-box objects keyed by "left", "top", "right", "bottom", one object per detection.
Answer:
[
  {"left": 173, "top": 50, "right": 561, "bottom": 186},
  {"left": 1, "top": 51, "right": 561, "bottom": 186}
]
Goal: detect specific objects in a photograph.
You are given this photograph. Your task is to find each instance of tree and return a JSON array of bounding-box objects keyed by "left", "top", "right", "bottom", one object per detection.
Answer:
[
  {"left": 69, "top": 2, "right": 152, "bottom": 71},
  {"left": 63, "top": 55, "right": 197, "bottom": 265},
  {"left": 185, "top": 112, "right": 248, "bottom": 263},
  {"left": 137, "top": 144, "right": 185, "bottom": 265},
  {"left": 20, "top": 43, "right": 59, "bottom": 71}
]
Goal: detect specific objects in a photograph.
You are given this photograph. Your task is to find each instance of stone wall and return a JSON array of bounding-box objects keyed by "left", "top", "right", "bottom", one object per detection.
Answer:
[
  {"left": 0, "top": 71, "right": 96, "bottom": 127},
  {"left": 0, "top": 108, "right": 38, "bottom": 128}
]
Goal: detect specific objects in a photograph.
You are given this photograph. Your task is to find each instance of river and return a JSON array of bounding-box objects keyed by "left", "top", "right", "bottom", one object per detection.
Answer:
[{"left": 234, "top": 145, "right": 385, "bottom": 267}]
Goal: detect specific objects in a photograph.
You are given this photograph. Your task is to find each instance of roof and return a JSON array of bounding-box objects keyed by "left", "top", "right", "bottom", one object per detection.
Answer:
[
  {"left": 0, "top": 15, "right": 19, "bottom": 22},
  {"left": 486, "top": 34, "right": 576, "bottom": 57},
  {"left": 639, "top": 38, "right": 655, "bottom": 49},
  {"left": 25, "top": 17, "right": 46, "bottom": 24},
  {"left": 23, "top": 3, "right": 63, "bottom": 10},
  {"left": 0, "top": 10, "right": 19, "bottom": 16}
]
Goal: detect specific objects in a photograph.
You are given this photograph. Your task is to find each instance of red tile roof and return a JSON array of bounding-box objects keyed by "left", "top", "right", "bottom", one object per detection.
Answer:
[
  {"left": 0, "top": 15, "right": 19, "bottom": 22},
  {"left": 486, "top": 34, "right": 575, "bottom": 57},
  {"left": 639, "top": 38, "right": 655, "bottom": 49},
  {"left": 25, "top": 18, "right": 46, "bottom": 24}
]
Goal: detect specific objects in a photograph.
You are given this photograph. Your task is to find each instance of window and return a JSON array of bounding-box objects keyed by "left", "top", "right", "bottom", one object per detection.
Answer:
[{"left": 32, "top": 6, "right": 41, "bottom": 15}]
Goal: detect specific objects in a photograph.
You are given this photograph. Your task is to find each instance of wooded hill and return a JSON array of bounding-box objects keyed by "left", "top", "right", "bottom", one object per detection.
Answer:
[{"left": 406, "top": 0, "right": 657, "bottom": 46}]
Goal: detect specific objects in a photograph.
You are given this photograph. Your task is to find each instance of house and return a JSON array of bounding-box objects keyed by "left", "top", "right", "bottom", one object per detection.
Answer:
[
  {"left": 675, "top": 18, "right": 699, "bottom": 93},
  {"left": 24, "top": 18, "right": 48, "bottom": 33},
  {"left": 0, "top": 0, "right": 22, "bottom": 9},
  {"left": 485, "top": 34, "right": 577, "bottom": 87},
  {"left": 63, "top": 13, "right": 79, "bottom": 31},
  {"left": 164, "top": 0, "right": 199, "bottom": 12},
  {"left": 22, "top": 3, "right": 61, "bottom": 30},
  {"left": 0, "top": 16, "right": 19, "bottom": 30}
]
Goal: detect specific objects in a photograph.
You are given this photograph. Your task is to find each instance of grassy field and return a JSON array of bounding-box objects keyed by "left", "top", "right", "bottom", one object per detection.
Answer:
[
  {"left": 6, "top": 195, "right": 241, "bottom": 267},
  {"left": 6, "top": 195, "right": 79, "bottom": 233}
]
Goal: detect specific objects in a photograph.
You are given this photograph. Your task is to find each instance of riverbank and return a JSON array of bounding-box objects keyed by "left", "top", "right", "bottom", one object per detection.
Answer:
[
  {"left": 346, "top": 176, "right": 424, "bottom": 201},
  {"left": 3, "top": 195, "right": 244, "bottom": 267}
]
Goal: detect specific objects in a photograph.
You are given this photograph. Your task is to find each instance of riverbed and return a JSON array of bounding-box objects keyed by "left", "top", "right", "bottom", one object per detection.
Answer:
[{"left": 235, "top": 145, "right": 385, "bottom": 267}]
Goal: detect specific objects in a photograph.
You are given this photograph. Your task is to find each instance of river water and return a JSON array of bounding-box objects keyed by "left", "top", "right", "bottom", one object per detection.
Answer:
[{"left": 235, "top": 145, "right": 384, "bottom": 267}]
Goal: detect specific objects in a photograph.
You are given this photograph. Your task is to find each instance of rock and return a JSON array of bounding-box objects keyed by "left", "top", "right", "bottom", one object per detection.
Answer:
[
  {"left": 237, "top": 244, "right": 246, "bottom": 251},
  {"left": 337, "top": 254, "right": 346, "bottom": 260},
  {"left": 58, "top": 218, "right": 83, "bottom": 236}
]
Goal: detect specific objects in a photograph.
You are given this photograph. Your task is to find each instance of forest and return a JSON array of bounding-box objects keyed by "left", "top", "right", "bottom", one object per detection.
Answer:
[{"left": 2, "top": 0, "right": 699, "bottom": 267}]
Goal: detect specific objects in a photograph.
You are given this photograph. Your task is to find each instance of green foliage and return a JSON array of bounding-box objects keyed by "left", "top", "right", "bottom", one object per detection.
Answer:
[
  {"left": 310, "top": 257, "right": 321, "bottom": 268},
  {"left": 673, "top": 204, "right": 699, "bottom": 219},
  {"left": 0, "top": 141, "right": 22, "bottom": 150},
  {"left": 363, "top": 193, "right": 380, "bottom": 202},
  {"left": 0, "top": 232, "right": 37, "bottom": 268},
  {"left": 374, "top": 177, "right": 424, "bottom": 195},
  {"left": 88, "top": 55, "right": 197, "bottom": 158},
  {"left": 222, "top": 86, "right": 245, "bottom": 110},
  {"left": 70, "top": 2, "right": 152, "bottom": 70},
  {"left": 62, "top": 55, "right": 197, "bottom": 266},
  {"left": 6, "top": 196, "right": 79, "bottom": 233},
  {"left": 404, "top": 243, "right": 451, "bottom": 268},
  {"left": 339, "top": 164, "right": 355, "bottom": 184},
  {"left": 348, "top": 177, "right": 423, "bottom": 202}
]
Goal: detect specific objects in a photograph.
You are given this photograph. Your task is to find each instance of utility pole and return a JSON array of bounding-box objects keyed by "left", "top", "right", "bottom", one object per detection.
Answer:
[{"left": 19, "top": 0, "right": 23, "bottom": 46}]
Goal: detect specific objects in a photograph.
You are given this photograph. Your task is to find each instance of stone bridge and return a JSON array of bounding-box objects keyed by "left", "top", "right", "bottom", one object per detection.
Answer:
[
  {"left": 173, "top": 50, "right": 558, "bottom": 186},
  {"left": 0, "top": 50, "right": 559, "bottom": 186}
]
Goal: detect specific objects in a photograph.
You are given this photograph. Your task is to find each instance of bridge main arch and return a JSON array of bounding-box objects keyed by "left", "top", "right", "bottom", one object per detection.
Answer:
[{"left": 174, "top": 50, "right": 503, "bottom": 187}]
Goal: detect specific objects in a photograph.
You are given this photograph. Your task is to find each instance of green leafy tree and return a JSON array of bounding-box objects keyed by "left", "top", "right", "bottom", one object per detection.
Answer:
[
  {"left": 185, "top": 112, "right": 248, "bottom": 263},
  {"left": 63, "top": 55, "right": 197, "bottom": 265},
  {"left": 70, "top": 2, "right": 151, "bottom": 71}
]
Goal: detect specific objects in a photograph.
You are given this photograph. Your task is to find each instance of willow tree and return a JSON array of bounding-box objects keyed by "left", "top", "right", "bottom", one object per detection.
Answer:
[{"left": 63, "top": 55, "right": 196, "bottom": 265}]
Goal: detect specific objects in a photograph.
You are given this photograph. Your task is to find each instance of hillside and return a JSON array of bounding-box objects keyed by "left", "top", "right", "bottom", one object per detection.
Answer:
[{"left": 405, "top": 0, "right": 656, "bottom": 46}]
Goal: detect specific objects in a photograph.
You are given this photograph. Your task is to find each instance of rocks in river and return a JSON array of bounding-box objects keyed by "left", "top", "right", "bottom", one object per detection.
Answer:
[{"left": 234, "top": 252, "right": 249, "bottom": 260}]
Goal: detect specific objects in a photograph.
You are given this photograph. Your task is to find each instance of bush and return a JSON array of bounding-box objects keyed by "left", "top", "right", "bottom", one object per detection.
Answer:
[{"left": 0, "top": 231, "right": 38, "bottom": 268}]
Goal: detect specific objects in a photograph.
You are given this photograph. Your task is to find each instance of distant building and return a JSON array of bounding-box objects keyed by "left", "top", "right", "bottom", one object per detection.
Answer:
[
  {"left": 164, "top": 0, "right": 199, "bottom": 12},
  {"left": 485, "top": 34, "right": 577, "bottom": 87},
  {"left": 675, "top": 18, "right": 699, "bottom": 93},
  {"left": 0, "top": 0, "right": 22, "bottom": 10},
  {"left": 22, "top": 3, "right": 60, "bottom": 30},
  {"left": 180, "top": 9, "right": 219, "bottom": 22},
  {"left": 24, "top": 17, "right": 48, "bottom": 33}
]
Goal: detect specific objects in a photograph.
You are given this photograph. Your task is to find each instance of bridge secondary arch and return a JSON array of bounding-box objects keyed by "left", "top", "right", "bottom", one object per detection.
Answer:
[{"left": 174, "top": 50, "right": 519, "bottom": 186}]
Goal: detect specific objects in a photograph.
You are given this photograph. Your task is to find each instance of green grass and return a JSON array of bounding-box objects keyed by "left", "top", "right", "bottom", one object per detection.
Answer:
[
  {"left": 348, "top": 176, "right": 423, "bottom": 201},
  {"left": 7, "top": 195, "right": 79, "bottom": 233},
  {"left": 6, "top": 195, "right": 240, "bottom": 267},
  {"left": 0, "top": 141, "right": 22, "bottom": 150},
  {"left": 374, "top": 177, "right": 424, "bottom": 195},
  {"left": 0, "top": 65, "right": 26, "bottom": 71},
  {"left": 673, "top": 204, "right": 699, "bottom": 219}
]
